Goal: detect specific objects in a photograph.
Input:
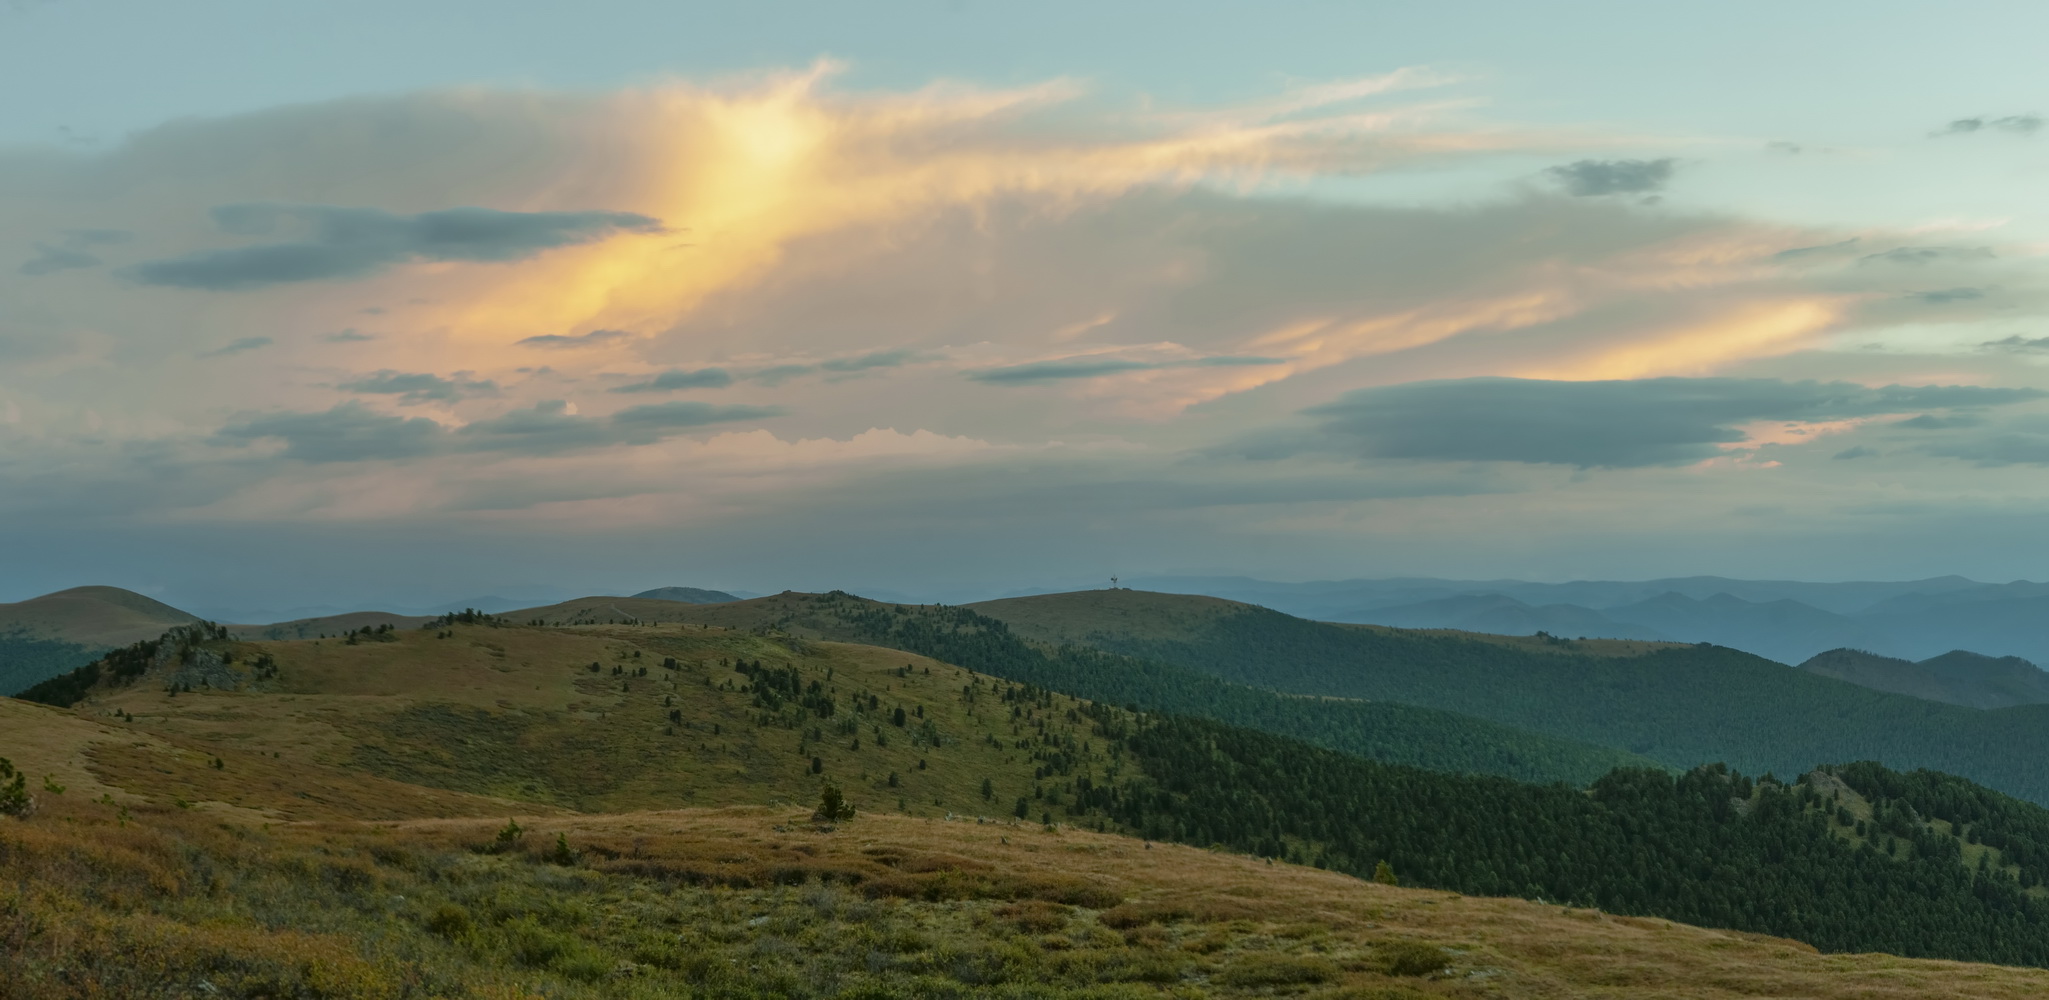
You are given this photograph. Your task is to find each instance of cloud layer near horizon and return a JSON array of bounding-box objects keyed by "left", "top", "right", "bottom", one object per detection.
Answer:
[{"left": 5, "top": 67, "right": 2049, "bottom": 600}]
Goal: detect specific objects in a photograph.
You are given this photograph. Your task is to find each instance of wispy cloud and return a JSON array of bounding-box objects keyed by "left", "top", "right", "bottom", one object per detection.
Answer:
[
  {"left": 18, "top": 228, "right": 130, "bottom": 276},
  {"left": 609, "top": 368, "right": 735, "bottom": 393},
  {"left": 125, "top": 205, "right": 661, "bottom": 290},
  {"left": 215, "top": 399, "right": 784, "bottom": 462},
  {"left": 1933, "top": 115, "right": 2042, "bottom": 137},
  {"left": 1255, "top": 377, "right": 2045, "bottom": 468},
  {"left": 198, "top": 336, "right": 274, "bottom": 358},
  {"left": 1547, "top": 158, "right": 1675, "bottom": 197},
  {"left": 517, "top": 329, "right": 634, "bottom": 349},
  {"left": 968, "top": 354, "right": 1285, "bottom": 385},
  {"left": 337, "top": 370, "right": 498, "bottom": 404}
]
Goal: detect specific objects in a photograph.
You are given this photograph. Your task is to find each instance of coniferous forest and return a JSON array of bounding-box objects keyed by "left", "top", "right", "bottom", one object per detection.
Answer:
[{"left": 791, "top": 594, "right": 2049, "bottom": 967}]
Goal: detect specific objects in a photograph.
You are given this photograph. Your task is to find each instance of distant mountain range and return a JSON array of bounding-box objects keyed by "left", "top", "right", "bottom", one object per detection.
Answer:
[
  {"left": 1131, "top": 574, "right": 2049, "bottom": 671},
  {"left": 0, "top": 584, "right": 742, "bottom": 693}
]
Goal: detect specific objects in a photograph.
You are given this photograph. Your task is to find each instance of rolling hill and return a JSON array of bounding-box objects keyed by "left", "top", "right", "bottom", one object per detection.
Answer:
[
  {"left": 0, "top": 585, "right": 201, "bottom": 696},
  {"left": 619, "top": 590, "right": 1660, "bottom": 784},
  {"left": 967, "top": 589, "right": 2049, "bottom": 806}
]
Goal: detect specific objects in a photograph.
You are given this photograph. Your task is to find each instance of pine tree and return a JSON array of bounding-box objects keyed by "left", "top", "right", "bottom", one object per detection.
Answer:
[{"left": 814, "top": 782, "right": 856, "bottom": 822}]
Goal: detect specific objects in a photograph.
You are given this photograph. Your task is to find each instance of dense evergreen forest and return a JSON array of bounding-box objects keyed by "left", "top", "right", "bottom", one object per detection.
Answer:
[
  {"left": 811, "top": 595, "right": 1652, "bottom": 784},
  {"left": 0, "top": 630, "right": 99, "bottom": 699},
  {"left": 1081, "top": 711, "right": 2049, "bottom": 967},
  {"left": 1013, "top": 600, "right": 2049, "bottom": 805}
]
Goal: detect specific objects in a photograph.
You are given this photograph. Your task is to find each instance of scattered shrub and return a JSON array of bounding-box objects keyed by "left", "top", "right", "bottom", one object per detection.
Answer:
[{"left": 1374, "top": 940, "right": 1450, "bottom": 977}]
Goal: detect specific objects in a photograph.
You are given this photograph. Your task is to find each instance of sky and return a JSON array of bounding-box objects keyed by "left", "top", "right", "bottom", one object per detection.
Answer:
[{"left": 6, "top": 0, "right": 2049, "bottom": 616}]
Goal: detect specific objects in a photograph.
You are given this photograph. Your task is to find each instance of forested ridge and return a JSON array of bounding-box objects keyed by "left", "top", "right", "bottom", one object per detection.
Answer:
[
  {"left": 808, "top": 594, "right": 1653, "bottom": 784},
  {"left": 1003, "top": 597, "right": 2049, "bottom": 805},
  {"left": 761, "top": 594, "right": 2049, "bottom": 966},
  {"left": 1086, "top": 712, "right": 2049, "bottom": 967}
]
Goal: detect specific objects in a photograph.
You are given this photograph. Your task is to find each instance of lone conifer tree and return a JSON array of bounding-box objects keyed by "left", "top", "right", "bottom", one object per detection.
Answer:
[
  {"left": 814, "top": 782, "right": 856, "bottom": 822},
  {"left": 1373, "top": 860, "right": 1399, "bottom": 886}
]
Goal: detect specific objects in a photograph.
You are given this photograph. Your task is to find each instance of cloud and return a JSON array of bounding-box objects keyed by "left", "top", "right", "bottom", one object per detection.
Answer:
[
  {"left": 214, "top": 402, "right": 444, "bottom": 462},
  {"left": 516, "top": 328, "right": 634, "bottom": 349},
  {"left": 198, "top": 336, "right": 274, "bottom": 358},
  {"left": 608, "top": 368, "right": 736, "bottom": 393},
  {"left": 1833, "top": 446, "right": 1878, "bottom": 460},
  {"left": 337, "top": 370, "right": 498, "bottom": 404},
  {"left": 1920, "top": 417, "right": 2049, "bottom": 466},
  {"left": 1933, "top": 115, "right": 2043, "bottom": 137},
  {"left": 1862, "top": 246, "right": 1995, "bottom": 266},
  {"left": 1546, "top": 158, "right": 1676, "bottom": 197},
  {"left": 1914, "top": 287, "right": 1986, "bottom": 304},
  {"left": 18, "top": 228, "right": 131, "bottom": 276},
  {"left": 1774, "top": 238, "right": 1860, "bottom": 260},
  {"left": 968, "top": 354, "right": 1286, "bottom": 385},
  {"left": 1894, "top": 413, "right": 1983, "bottom": 430},
  {"left": 324, "top": 328, "right": 376, "bottom": 342},
  {"left": 1981, "top": 335, "right": 2049, "bottom": 352},
  {"left": 123, "top": 204, "right": 662, "bottom": 290},
  {"left": 747, "top": 349, "right": 924, "bottom": 385},
  {"left": 1277, "top": 377, "right": 2045, "bottom": 468},
  {"left": 215, "top": 398, "right": 784, "bottom": 462}
]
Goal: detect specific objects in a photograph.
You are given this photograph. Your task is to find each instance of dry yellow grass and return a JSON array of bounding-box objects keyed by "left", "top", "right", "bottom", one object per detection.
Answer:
[
  {"left": 6, "top": 790, "right": 2048, "bottom": 1000},
  {"left": 11, "top": 619, "right": 1122, "bottom": 823}
]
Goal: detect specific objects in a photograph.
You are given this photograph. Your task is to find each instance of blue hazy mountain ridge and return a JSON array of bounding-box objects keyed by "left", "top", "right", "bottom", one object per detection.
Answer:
[
  {"left": 1349, "top": 593, "right": 1673, "bottom": 641},
  {"left": 1132, "top": 574, "right": 2049, "bottom": 675}
]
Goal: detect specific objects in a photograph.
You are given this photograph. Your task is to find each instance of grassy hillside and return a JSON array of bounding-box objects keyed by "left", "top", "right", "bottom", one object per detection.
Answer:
[
  {"left": 20, "top": 797, "right": 2049, "bottom": 1000},
  {"left": 655, "top": 592, "right": 1659, "bottom": 785},
  {"left": 0, "top": 585, "right": 202, "bottom": 695},
  {"left": 969, "top": 590, "right": 2049, "bottom": 806},
  {"left": 16, "top": 617, "right": 1120, "bottom": 823}
]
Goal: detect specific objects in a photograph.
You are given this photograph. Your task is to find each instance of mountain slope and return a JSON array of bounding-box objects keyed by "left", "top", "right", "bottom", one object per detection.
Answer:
[
  {"left": 655, "top": 590, "right": 1660, "bottom": 784},
  {"left": 969, "top": 589, "right": 2049, "bottom": 805},
  {"left": 1801, "top": 647, "right": 2049, "bottom": 709},
  {"left": 14, "top": 616, "right": 1100, "bottom": 821},
  {"left": 0, "top": 585, "right": 201, "bottom": 695}
]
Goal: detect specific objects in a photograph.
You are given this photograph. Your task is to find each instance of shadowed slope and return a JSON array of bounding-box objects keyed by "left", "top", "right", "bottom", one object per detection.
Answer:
[
  {"left": 969, "top": 589, "right": 2049, "bottom": 805},
  {"left": 1802, "top": 647, "right": 2049, "bottom": 709}
]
